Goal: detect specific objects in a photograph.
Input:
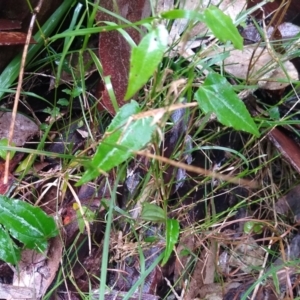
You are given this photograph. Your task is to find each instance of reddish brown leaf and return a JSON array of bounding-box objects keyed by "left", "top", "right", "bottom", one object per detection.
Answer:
[
  {"left": 96, "top": 0, "right": 151, "bottom": 115},
  {"left": 0, "top": 19, "right": 21, "bottom": 30},
  {"left": 0, "top": 32, "right": 36, "bottom": 45},
  {"left": 268, "top": 127, "right": 300, "bottom": 174}
]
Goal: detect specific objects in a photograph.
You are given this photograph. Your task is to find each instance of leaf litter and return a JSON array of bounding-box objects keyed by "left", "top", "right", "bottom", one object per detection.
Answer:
[{"left": 2, "top": 0, "right": 300, "bottom": 299}]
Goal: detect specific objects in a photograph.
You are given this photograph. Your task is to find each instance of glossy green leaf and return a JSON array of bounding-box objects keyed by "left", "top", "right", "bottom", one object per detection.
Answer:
[
  {"left": 106, "top": 100, "right": 141, "bottom": 132},
  {"left": 195, "top": 73, "right": 260, "bottom": 137},
  {"left": 162, "top": 218, "right": 179, "bottom": 265},
  {"left": 203, "top": 6, "right": 243, "bottom": 49},
  {"left": 268, "top": 107, "right": 280, "bottom": 120},
  {"left": 125, "top": 25, "right": 168, "bottom": 100},
  {"left": 141, "top": 203, "right": 166, "bottom": 222},
  {"left": 244, "top": 221, "right": 263, "bottom": 234},
  {"left": 0, "top": 196, "right": 58, "bottom": 251},
  {"left": 0, "top": 138, "right": 15, "bottom": 159},
  {"left": 161, "top": 9, "right": 204, "bottom": 21},
  {"left": 78, "top": 101, "right": 157, "bottom": 184},
  {"left": 0, "top": 226, "right": 21, "bottom": 264}
]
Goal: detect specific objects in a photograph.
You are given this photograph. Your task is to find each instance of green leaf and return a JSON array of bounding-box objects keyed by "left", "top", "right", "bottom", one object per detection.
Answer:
[
  {"left": 162, "top": 219, "right": 179, "bottom": 265},
  {"left": 244, "top": 221, "right": 263, "bottom": 234},
  {"left": 125, "top": 25, "right": 168, "bottom": 100},
  {"left": 141, "top": 203, "right": 166, "bottom": 222},
  {"left": 107, "top": 100, "right": 141, "bottom": 131},
  {"left": 0, "top": 226, "right": 21, "bottom": 264},
  {"left": 203, "top": 6, "right": 243, "bottom": 49},
  {"left": 0, "top": 138, "right": 15, "bottom": 159},
  {"left": 161, "top": 9, "right": 204, "bottom": 21},
  {"left": 0, "top": 196, "right": 58, "bottom": 251},
  {"left": 76, "top": 206, "right": 96, "bottom": 234},
  {"left": 78, "top": 101, "right": 157, "bottom": 184},
  {"left": 57, "top": 98, "right": 69, "bottom": 106},
  {"left": 268, "top": 107, "right": 280, "bottom": 120},
  {"left": 195, "top": 73, "right": 259, "bottom": 137}
]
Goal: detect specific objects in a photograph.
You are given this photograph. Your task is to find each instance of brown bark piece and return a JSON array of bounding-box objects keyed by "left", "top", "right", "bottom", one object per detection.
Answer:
[
  {"left": 0, "top": 32, "right": 36, "bottom": 45},
  {"left": 96, "top": 0, "right": 151, "bottom": 114},
  {"left": 0, "top": 19, "right": 21, "bottom": 30},
  {"left": 268, "top": 127, "right": 300, "bottom": 174}
]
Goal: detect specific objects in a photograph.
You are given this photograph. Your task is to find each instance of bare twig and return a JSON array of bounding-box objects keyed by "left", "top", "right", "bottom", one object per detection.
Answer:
[{"left": 135, "top": 150, "right": 258, "bottom": 188}]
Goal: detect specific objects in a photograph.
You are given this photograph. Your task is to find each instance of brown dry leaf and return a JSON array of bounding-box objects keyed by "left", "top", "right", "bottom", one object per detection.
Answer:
[
  {"left": 154, "top": 0, "right": 173, "bottom": 15},
  {"left": 0, "top": 112, "right": 38, "bottom": 146},
  {"left": 218, "top": 236, "right": 264, "bottom": 274},
  {"left": 96, "top": 0, "right": 151, "bottom": 115},
  {"left": 0, "top": 19, "right": 21, "bottom": 30},
  {"left": 278, "top": 22, "right": 300, "bottom": 39},
  {"left": 185, "top": 257, "right": 205, "bottom": 300},
  {"left": 242, "top": 22, "right": 300, "bottom": 43},
  {"left": 275, "top": 185, "right": 300, "bottom": 221},
  {"left": 10, "top": 234, "right": 63, "bottom": 300},
  {"left": 203, "top": 241, "right": 217, "bottom": 284},
  {"left": 0, "top": 32, "right": 36, "bottom": 45},
  {"left": 198, "top": 283, "right": 223, "bottom": 300},
  {"left": 216, "top": 45, "right": 298, "bottom": 90},
  {"left": 268, "top": 127, "right": 300, "bottom": 175},
  {"left": 0, "top": 284, "right": 34, "bottom": 299},
  {"left": 182, "top": 239, "right": 219, "bottom": 299}
]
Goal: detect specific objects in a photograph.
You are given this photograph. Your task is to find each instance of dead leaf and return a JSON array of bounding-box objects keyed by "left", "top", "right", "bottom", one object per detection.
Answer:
[
  {"left": 268, "top": 127, "right": 300, "bottom": 175},
  {"left": 10, "top": 234, "right": 63, "bottom": 300},
  {"left": 0, "top": 32, "right": 36, "bottom": 45},
  {"left": 182, "top": 239, "right": 219, "bottom": 299},
  {"left": 275, "top": 185, "right": 300, "bottom": 221},
  {"left": 0, "top": 19, "right": 21, "bottom": 31},
  {"left": 242, "top": 22, "right": 300, "bottom": 43},
  {"left": 199, "top": 284, "right": 223, "bottom": 299},
  {"left": 203, "top": 241, "right": 217, "bottom": 284},
  {"left": 218, "top": 236, "right": 264, "bottom": 274},
  {"left": 216, "top": 45, "right": 298, "bottom": 90},
  {"left": 0, "top": 284, "right": 35, "bottom": 299},
  {"left": 0, "top": 112, "right": 38, "bottom": 146},
  {"left": 154, "top": 0, "right": 173, "bottom": 15},
  {"left": 278, "top": 22, "right": 300, "bottom": 38}
]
